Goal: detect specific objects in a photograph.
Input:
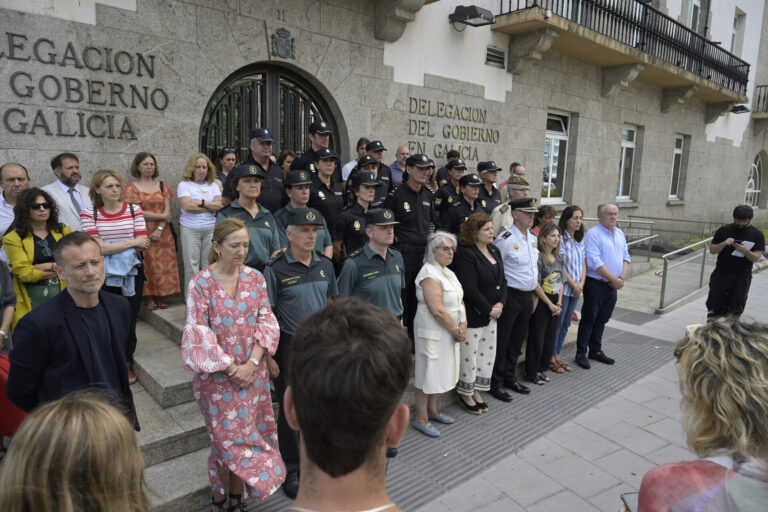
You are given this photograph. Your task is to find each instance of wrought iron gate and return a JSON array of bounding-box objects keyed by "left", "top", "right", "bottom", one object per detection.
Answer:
[{"left": 200, "top": 65, "right": 339, "bottom": 163}]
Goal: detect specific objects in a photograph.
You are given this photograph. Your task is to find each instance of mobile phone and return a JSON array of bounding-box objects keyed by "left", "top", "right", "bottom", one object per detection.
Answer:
[
  {"left": 621, "top": 492, "right": 639, "bottom": 512},
  {"left": 734, "top": 240, "right": 743, "bottom": 245}
]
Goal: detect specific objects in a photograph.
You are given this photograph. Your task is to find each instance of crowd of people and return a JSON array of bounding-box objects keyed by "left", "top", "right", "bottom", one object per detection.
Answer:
[{"left": 0, "top": 118, "right": 764, "bottom": 511}]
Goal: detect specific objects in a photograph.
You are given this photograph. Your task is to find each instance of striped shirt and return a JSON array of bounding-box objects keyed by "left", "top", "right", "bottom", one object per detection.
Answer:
[
  {"left": 80, "top": 203, "right": 147, "bottom": 243},
  {"left": 560, "top": 230, "right": 586, "bottom": 297}
]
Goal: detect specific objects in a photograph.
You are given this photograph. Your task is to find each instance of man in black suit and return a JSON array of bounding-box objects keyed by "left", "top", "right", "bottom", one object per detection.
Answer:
[{"left": 7, "top": 232, "right": 139, "bottom": 430}]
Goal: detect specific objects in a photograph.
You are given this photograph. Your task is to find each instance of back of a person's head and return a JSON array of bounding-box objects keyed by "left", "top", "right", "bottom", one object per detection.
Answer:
[
  {"left": 675, "top": 317, "right": 768, "bottom": 460},
  {"left": 289, "top": 298, "right": 411, "bottom": 477},
  {"left": 0, "top": 392, "right": 149, "bottom": 512}
]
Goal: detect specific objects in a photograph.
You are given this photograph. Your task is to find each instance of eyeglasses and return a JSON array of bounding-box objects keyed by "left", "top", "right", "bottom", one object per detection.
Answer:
[
  {"left": 438, "top": 246, "right": 457, "bottom": 253},
  {"left": 31, "top": 203, "right": 51, "bottom": 210},
  {"left": 222, "top": 147, "right": 236, "bottom": 153},
  {"left": 37, "top": 238, "right": 52, "bottom": 257}
]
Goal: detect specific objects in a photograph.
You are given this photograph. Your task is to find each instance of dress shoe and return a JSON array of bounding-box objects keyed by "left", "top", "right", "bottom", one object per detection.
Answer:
[
  {"left": 504, "top": 380, "right": 531, "bottom": 395},
  {"left": 386, "top": 446, "right": 398, "bottom": 458},
  {"left": 589, "top": 351, "right": 615, "bottom": 365},
  {"left": 489, "top": 387, "right": 513, "bottom": 402},
  {"left": 428, "top": 412, "right": 455, "bottom": 424},
  {"left": 575, "top": 354, "right": 591, "bottom": 369},
  {"left": 457, "top": 395, "right": 483, "bottom": 415},
  {"left": 282, "top": 470, "right": 299, "bottom": 499},
  {"left": 412, "top": 420, "right": 440, "bottom": 437}
]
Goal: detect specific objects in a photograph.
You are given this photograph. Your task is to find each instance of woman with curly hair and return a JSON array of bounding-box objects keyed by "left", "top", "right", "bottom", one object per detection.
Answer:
[
  {"left": 3, "top": 187, "right": 71, "bottom": 329},
  {"left": 0, "top": 391, "right": 150, "bottom": 512},
  {"left": 634, "top": 318, "right": 768, "bottom": 511}
]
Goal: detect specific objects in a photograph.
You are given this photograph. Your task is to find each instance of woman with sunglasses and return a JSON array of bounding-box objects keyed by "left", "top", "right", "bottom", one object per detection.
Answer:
[
  {"left": 3, "top": 188, "right": 71, "bottom": 329},
  {"left": 215, "top": 147, "right": 238, "bottom": 191}
]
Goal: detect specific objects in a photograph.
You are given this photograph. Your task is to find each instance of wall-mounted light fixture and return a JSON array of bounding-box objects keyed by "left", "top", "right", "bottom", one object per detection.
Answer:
[
  {"left": 449, "top": 5, "right": 496, "bottom": 31},
  {"left": 730, "top": 104, "right": 750, "bottom": 114}
]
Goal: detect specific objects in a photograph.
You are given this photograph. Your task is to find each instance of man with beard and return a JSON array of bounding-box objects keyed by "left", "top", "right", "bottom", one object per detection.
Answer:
[{"left": 42, "top": 153, "right": 93, "bottom": 230}]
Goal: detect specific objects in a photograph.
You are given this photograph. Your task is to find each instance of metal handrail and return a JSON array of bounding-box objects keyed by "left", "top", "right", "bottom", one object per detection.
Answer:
[
  {"left": 657, "top": 237, "right": 713, "bottom": 312},
  {"left": 629, "top": 234, "right": 659, "bottom": 263},
  {"left": 497, "top": 0, "right": 750, "bottom": 95}
]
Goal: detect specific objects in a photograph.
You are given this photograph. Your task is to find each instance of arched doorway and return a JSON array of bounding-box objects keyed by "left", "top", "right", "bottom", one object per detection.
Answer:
[{"left": 199, "top": 64, "right": 341, "bottom": 163}]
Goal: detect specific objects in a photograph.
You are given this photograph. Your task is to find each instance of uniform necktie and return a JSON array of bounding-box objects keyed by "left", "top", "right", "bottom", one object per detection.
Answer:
[{"left": 68, "top": 187, "right": 81, "bottom": 213}]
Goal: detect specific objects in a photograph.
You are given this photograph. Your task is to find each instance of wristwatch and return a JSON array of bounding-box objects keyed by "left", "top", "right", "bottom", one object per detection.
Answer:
[
  {"left": 0, "top": 330, "right": 7, "bottom": 340},
  {"left": 201, "top": 199, "right": 206, "bottom": 207},
  {"left": 157, "top": 225, "right": 165, "bottom": 231},
  {"left": 249, "top": 357, "right": 259, "bottom": 367}
]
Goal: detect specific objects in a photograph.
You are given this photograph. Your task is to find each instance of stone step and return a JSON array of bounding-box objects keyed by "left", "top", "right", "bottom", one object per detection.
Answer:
[
  {"left": 145, "top": 447, "right": 210, "bottom": 512},
  {"left": 133, "top": 381, "right": 208, "bottom": 468},
  {"left": 134, "top": 319, "right": 193, "bottom": 408},
  {"left": 139, "top": 296, "right": 185, "bottom": 346}
]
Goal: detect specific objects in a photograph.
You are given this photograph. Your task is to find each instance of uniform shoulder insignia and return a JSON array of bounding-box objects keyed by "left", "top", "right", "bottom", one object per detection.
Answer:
[
  {"left": 501, "top": 231, "right": 512, "bottom": 239},
  {"left": 268, "top": 252, "right": 285, "bottom": 265},
  {"left": 500, "top": 204, "right": 509, "bottom": 213},
  {"left": 316, "top": 251, "right": 332, "bottom": 262},
  {"left": 348, "top": 248, "right": 363, "bottom": 258}
]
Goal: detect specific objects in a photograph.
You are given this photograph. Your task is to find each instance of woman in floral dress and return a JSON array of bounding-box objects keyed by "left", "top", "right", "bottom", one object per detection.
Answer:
[
  {"left": 181, "top": 218, "right": 285, "bottom": 511},
  {"left": 123, "top": 152, "right": 180, "bottom": 309}
]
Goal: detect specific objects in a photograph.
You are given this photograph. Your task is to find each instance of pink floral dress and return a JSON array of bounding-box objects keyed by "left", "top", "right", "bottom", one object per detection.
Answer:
[{"left": 181, "top": 265, "right": 285, "bottom": 500}]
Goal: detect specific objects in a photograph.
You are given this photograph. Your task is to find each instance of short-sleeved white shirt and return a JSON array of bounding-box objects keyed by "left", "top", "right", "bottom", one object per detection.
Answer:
[{"left": 177, "top": 180, "right": 219, "bottom": 228}]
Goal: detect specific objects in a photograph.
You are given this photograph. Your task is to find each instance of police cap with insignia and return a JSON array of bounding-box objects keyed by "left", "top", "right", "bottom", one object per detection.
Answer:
[
  {"left": 365, "top": 208, "right": 399, "bottom": 226},
  {"left": 248, "top": 127, "right": 273, "bottom": 142},
  {"left": 315, "top": 147, "right": 339, "bottom": 161},
  {"left": 231, "top": 163, "right": 265, "bottom": 181},
  {"left": 477, "top": 161, "right": 501, "bottom": 173},
  {"left": 288, "top": 207, "right": 324, "bottom": 226},
  {"left": 285, "top": 169, "right": 313, "bottom": 187},
  {"left": 356, "top": 155, "right": 378, "bottom": 168},
  {"left": 509, "top": 197, "right": 538, "bottom": 212},
  {"left": 446, "top": 158, "right": 467, "bottom": 170},
  {"left": 459, "top": 173, "right": 482, "bottom": 187},
  {"left": 365, "top": 140, "right": 387, "bottom": 152},
  {"left": 308, "top": 120, "right": 331, "bottom": 134},
  {"left": 406, "top": 154, "right": 431, "bottom": 168},
  {"left": 350, "top": 171, "right": 380, "bottom": 188}
]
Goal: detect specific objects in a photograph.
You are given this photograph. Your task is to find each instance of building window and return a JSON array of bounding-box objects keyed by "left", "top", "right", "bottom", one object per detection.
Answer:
[
  {"left": 731, "top": 9, "right": 746, "bottom": 57},
  {"left": 669, "top": 135, "right": 685, "bottom": 199},
  {"left": 542, "top": 113, "right": 568, "bottom": 202},
  {"left": 617, "top": 126, "right": 637, "bottom": 200},
  {"left": 688, "top": 0, "right": 701, "bottom": 33},
  {"left": 745, "top": 153, "right": 762, "bottom": 208}
]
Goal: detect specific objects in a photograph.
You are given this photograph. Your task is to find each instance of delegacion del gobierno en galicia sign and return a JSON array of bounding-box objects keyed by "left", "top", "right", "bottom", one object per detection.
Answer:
[{"left": 1, "top": 32, "right": 169, "bottom": 141}]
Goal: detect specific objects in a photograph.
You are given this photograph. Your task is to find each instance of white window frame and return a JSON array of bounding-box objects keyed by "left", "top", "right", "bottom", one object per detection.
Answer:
[
  {"left": 688, "top": 0, "right": 701, "bottom": 33},
  {"left": 617, "top": 126, "right": 637, "bottom": 200},
  {"left": 745, "top": 154, "right": 762, "bottom": 208},
  {"left": 542, "top": 113, "right": 569, "bottom": 203},
  {"left": 669, "top": 135, "right": 685, "bottom": 199},
  {"left": 731, "top": 9, "right": 746, "bottom": 57}
]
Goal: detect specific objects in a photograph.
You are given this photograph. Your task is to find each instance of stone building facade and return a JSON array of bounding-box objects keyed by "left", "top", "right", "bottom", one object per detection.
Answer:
[{"left": 0, "top": 0, "right": 766, "bottom": 226}]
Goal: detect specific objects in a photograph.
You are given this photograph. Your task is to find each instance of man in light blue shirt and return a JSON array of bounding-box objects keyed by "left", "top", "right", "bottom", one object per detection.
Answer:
[{"left": 575, "top": 203, "right": 630, "bottom": 369}]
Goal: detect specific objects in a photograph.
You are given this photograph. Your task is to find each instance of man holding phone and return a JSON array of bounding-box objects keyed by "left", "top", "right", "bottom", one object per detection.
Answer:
[{"left": 706, "top": 204, "right": 765, "bottom": 319}]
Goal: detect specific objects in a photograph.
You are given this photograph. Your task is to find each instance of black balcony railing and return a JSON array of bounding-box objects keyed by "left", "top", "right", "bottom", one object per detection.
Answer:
[
  {"left": 755, "top": 85, "right": 768, "bottom": 113},
  {"left": 498, "top": 0, "right": 749, "bottom": 95}
]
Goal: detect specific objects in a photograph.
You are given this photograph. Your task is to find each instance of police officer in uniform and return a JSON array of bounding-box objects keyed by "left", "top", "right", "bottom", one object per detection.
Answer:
[
  {"left": 439, "top": 173, "right": 483, "bottom": 235},
  {"left": 264, "top": 207, "right": 339, "bottom": 499},
  {"left": 274, "top": 170, "right": 334, "bottom": 258},
  {"left": 337, "top": 208, "right": 405, "bottom": 318},
  {"left": 356, "top": 140, "right": 392, "bottom": 207},
  {"left": 308, "top": 147, "right": 345, "bottom": 231},
  {"left": 332, "top": 171, "right": 380, "bottom": 263},
  {"left": 216, "top": 163, "right": 281, "bottom": 271},
  {"left": 491, "top": 175, "right": 531, "bottom": 237},
  {"left": 433, "top": 158, "right": 467, "bottom": 222},
  {"left": 383, "top": 154, "right": 435, "bottom": 339},
  {"left": 291, "top": 120, "right": 342, "bottom": 182},
  {"left": 222, "top": 128, "right": 285, "bottom": 212},
  {"left": 491, "top": 197, "right": 539, "bottom": 402},
  {"left": 477, "top": 161, "right": 502, "bottom": 213}
]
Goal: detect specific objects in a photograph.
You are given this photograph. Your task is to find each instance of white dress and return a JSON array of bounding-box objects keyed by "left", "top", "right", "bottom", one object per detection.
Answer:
[{"left": 413, "top": 262, "right": 465, "bottom": 394}]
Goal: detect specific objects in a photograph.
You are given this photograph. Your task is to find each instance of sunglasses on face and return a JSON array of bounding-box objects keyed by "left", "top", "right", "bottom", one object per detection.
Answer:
[{"left": 31, "top": 203, "right": 51, "bottom": 210}]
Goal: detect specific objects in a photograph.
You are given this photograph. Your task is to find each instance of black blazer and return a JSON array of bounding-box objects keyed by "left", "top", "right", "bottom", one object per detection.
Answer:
[
  {"left": 451, "top": 244, "right": 507, "bottom": 327},
  {"left": 7, "top": 289, "right": 139, "bottom": 430}
]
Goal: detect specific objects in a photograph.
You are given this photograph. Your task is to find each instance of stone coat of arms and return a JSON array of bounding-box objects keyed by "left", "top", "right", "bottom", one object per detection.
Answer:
[{"left": 271, "top": 28, "right": 296, "bottom": 59}]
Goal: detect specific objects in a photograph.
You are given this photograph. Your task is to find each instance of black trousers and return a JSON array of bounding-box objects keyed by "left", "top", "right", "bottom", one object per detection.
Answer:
[
  {"left": 273, "top": 330, "right": 300, "bottom": 472},
  {"left": 526, "top": 292, "right": 559, "bottom": 381},
  {"left": 706, "top": 270, "right": 751, "bottom": 319},
  {"left": 492, "top": 288, "right": 532, "bottom": 389},
  {"left": 103, "top": 265, "right": 145, "bottom": 363},
  {"left": 575, "top": 277, "right": 617, "bottom": 356},
  {"left": 401, "top": 250, "right": 424, "bottom": 340}
]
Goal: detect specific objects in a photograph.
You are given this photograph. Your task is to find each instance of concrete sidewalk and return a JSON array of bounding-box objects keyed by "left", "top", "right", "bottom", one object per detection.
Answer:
[{"left": 414, "top": 268, "right": 767, "bottom": 512}]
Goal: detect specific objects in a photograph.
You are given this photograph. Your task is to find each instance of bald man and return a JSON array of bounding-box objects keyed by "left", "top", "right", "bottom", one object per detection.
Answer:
[
  {"left": 0, "top": 163, "right": 31, "bottom": 262},
  {"left": 389, "top": 145, "right": 410, "bottom": 187}
]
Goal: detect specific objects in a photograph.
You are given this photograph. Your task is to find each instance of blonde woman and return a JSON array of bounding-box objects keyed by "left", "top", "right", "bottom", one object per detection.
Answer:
[
  {"left": 177, "top": 153, "right": 222, "bottom": 291},
  {"left": 81, "top": 169, "right": 149, "bottom": 384},
  {"left": 0, "top": 391, "right": 150, "bottom": 512},
  {"left": 634, "top": 318, "right": 768, "bottom": 511}
]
